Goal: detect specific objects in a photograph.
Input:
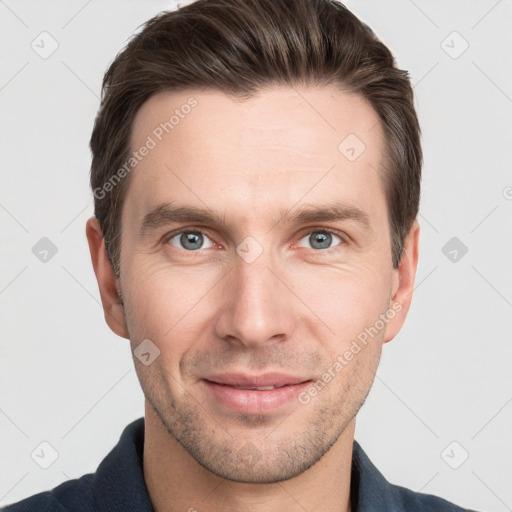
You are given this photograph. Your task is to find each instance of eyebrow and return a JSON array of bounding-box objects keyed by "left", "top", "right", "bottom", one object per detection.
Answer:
[{"left": 139, "top": 201, "right": 371, "bottom": 236}]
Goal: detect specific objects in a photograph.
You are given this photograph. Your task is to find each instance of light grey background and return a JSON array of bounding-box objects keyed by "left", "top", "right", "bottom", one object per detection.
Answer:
[{"left": 1, "top": 1, "right": 511, "bottom": 510}]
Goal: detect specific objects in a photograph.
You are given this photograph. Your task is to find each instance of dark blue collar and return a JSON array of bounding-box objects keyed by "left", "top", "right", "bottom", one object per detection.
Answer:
[{"left": 90, "top": 417, "right": 472, "bottom": 511}]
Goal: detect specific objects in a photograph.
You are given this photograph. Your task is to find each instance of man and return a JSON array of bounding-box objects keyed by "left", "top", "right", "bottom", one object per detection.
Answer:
[{"left": 2, "top": 0, "right": 478, "bottom": 510}]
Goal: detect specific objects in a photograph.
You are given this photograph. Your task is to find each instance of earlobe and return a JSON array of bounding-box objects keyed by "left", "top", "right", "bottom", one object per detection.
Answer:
[
  {"left": 85, "top": 217, "right": 130, "bottom": 339},
  {"left": 384, "top": 220, "right": 420, "bottom": 343}
]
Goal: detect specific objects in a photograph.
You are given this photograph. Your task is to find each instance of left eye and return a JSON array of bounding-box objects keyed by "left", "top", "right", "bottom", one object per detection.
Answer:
[
  {"left": 297, "top": 230, "right": 343, "bottom": 250},
  {"left": 168, "top": 231, "right": 215, "bottom": 251}
]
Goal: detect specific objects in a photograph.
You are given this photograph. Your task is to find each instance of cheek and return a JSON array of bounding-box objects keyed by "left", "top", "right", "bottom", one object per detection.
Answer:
[
  {"left": 288, "top": 260, "right": 392, "bottom": 336},
  {"left": 123, "top": 262, "right": 217, "bottom": 344},
  {"left": 123, "top": 243, "right": 393, "bottom": 358},
  {"left": 123, "top": 272, "right": 202, "bottom": 393}
]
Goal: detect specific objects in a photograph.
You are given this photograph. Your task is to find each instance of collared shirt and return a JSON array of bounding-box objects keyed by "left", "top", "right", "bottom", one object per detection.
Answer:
[{"left": 2, "top": 417, "right": 477, "bottom": 512}]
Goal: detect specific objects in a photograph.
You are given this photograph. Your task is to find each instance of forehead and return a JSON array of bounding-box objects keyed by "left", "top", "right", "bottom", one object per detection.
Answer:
[{"left": 124, "top": 86, "right": 386, "bottom": 228}]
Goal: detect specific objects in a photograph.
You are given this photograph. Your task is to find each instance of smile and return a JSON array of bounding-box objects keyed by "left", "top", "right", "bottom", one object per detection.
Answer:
[{"left": 202, "top": 373, "right": 312, "bottom": 414}]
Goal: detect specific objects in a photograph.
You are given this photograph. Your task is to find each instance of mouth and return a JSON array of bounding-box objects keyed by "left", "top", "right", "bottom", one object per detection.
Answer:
[
  {"left": 209, "top": 383, "right": 288, "bottom": 390},
  {"left": 202, "top": 373, "right": 312, "bottom": 414}
]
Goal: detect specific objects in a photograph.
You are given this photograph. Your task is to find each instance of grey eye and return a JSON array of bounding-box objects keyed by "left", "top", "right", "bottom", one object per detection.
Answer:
[
  {"left": 168, "top": 231, "right": 214, "bottom": 251},
  {"left": 297, "top": 231, "right": 342, "bottom": 250}
]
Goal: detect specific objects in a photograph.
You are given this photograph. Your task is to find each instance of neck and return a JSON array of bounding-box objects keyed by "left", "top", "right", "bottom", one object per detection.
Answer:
[{"left": 143, "top": 403, "right": 354, "bottom": 512}]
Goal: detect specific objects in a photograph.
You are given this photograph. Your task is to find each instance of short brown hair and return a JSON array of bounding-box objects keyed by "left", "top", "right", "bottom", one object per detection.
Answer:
[{"left": 90, "top": 0, "right": 422, "bottom": 276}]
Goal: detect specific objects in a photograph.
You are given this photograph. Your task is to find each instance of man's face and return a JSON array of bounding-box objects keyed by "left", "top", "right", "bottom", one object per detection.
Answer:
[{"left": 118, "top": 86, "right": 403, "bottom": 483}]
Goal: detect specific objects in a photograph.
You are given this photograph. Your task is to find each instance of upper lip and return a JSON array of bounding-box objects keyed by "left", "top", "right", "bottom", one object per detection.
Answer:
[{"left": 204, "top": 372, "right": 310, "bottom": 387}]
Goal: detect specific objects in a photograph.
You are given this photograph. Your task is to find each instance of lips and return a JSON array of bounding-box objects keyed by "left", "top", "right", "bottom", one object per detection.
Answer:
[
  {"left": 202, "top": 373, "right": 312, "bottom": 414},
  {"left": 204, "top": 372, "right": 309, "bottom": 388},
  {"left": 225, "top": 384, "right": 285, "bottom": 390},
  {"left": 211, "top": 383, "right": 286, "bottom": 390}
]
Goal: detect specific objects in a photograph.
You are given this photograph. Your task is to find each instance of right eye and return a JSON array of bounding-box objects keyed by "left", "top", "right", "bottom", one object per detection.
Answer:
[{"left": 167, "top": 230, "right": 215, "bottom": 251}]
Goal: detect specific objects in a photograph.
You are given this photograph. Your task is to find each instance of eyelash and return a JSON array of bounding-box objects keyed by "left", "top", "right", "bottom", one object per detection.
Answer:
[{"left": 163, "top": 227, "right": 347, "bottom": 254}]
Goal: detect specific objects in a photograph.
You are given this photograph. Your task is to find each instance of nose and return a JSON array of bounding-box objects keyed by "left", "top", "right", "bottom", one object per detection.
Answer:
[{"left": 213, "top": 251, "right": 297, "bottom": 349}]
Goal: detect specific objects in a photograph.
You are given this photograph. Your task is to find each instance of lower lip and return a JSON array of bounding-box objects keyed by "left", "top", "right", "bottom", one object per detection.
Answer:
[{"left": 203, "top": 380, "right": 311, "bottom": 414}]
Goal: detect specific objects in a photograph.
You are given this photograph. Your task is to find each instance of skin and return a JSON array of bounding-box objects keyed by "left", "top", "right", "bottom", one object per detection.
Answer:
[{"left": 86, "top": 85, "right": 419, "bottom": 512}]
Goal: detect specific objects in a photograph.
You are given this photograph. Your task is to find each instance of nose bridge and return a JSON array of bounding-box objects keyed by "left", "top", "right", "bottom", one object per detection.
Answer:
[{"left": 214, "top": 242, "right": 296, "bottom": 347}]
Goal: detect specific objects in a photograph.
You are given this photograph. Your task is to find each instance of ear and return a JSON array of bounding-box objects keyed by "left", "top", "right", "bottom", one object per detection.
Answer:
[
  {"left": 383, "top": 219, "right": 420, "bottom": 343},
  {"left": 85, "top": 217, "right": 129, "bottom": 339}
]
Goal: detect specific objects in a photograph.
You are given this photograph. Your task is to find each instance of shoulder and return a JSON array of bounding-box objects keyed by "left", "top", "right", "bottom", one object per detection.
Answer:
[
  {"left": 1, "top": 417, "right": 149, "bottom": 512},
  {"left": 1, "top": 474, "right": 95, "bottom": 512},
  {"left": 390, "top": 481, "right": 478, "bottom": 512},
  {"left": 352, "top": 440, "right": 478, "bottom": 512}
]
